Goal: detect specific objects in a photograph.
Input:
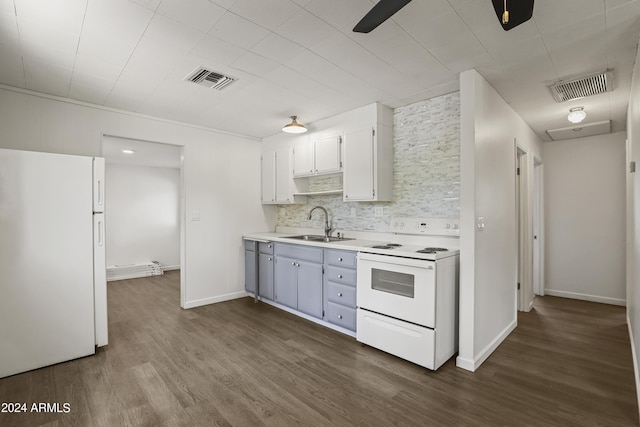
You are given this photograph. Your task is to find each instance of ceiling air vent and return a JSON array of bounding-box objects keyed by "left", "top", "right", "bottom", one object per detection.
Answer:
[
  {"left": 184, "top": 67, "right": 236, "bottom": 90},
  {"left": 547, "top": 70, "right": 613, "bottom": 102}
]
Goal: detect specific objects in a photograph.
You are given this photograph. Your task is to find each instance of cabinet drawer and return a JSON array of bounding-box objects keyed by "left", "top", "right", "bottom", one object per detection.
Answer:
[
  {"left": 325, "top": 265, "right": 356, "bottom": 286},
  {"left": 326, "top": 302, "right": 356, "bottom": 331},
  {"left": 244, "top": 239, "right": 257, "bottom": 251},
  {"left": 326, "top": 249, "right": 356, "bottom": 268},
  {"left": 259, "top": 242, "right": 274, "bottom": 255},
  {"left": 275, "top": 243, "right": 323, "bottom": 263},
  {"left": 326, "top": 281, "right": 356, "bottom": 308}
]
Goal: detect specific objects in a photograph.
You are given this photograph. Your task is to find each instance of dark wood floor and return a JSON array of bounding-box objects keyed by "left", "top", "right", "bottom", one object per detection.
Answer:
[{"left": 1, "top": 270, "right": 637, "bottom": 426}]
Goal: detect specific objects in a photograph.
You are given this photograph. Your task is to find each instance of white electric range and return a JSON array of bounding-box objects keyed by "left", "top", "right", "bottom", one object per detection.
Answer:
[{"left": 356, "top": 217, "right": 460, "bottom": 370}]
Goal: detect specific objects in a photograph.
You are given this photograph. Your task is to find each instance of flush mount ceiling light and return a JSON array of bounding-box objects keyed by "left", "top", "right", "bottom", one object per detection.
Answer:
[
  {"left": 567, "top": 107, "right": 586, "bottom": 124},
  {"left": 282, "top": 116, "right": 307, "bottom": 134},
  {"left": 122, "top": 149, "right": 135, "bottom": 154}
]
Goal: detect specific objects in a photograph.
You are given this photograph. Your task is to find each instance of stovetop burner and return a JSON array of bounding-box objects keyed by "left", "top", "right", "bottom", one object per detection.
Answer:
[
  {"left": 416, "top": 247, "right": 449, "bottom": 254},
  {"left": 369, "top": 243, "right": 403, "bottom": 250}
]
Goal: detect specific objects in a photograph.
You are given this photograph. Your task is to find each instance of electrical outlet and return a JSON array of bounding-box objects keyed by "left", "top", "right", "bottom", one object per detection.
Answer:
[{"left": 374, "top": 207, "right": 383, "bottom": 217}]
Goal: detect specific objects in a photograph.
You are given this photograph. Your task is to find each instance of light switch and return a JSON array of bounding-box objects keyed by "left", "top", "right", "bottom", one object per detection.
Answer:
[
  {"left": 191, "top": 211, "right": 201, "bottom": 221},
  {"left": 476, "top": 216, "right": 485, "bottom": 231},
  {"left": 374, "top": 206, "right": 383, "bottom": 217}
]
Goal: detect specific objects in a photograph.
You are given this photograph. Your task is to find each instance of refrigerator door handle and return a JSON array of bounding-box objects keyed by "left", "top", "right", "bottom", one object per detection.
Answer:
[{"left": 97, "top": 218, "right": 104, "bottom": 246}]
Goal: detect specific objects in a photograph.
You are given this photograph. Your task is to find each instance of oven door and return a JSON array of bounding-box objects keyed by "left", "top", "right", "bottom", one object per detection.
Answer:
[{"left": 357, "top": 252, "right": 435, "bottom": 328}]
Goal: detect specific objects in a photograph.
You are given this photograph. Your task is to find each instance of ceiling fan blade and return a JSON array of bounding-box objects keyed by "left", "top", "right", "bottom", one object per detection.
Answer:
[
  {"left": 353, "top": 0, "right": 412, "bottom": 33},
  {"left": 491, "top": 0, "right": 534, "bottom": 31}
]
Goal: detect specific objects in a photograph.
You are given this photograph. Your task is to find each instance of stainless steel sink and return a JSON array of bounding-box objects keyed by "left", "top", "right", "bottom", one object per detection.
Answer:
[{"left": 283, "top": 235, "right": 355, "bottom": 242}]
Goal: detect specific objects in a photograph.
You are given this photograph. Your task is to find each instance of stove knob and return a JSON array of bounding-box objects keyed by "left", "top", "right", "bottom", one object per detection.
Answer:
[
  {"left": 445, "top": 224, "right": 451, "bottom": 229},
  {"left": 453, "top": 224, "right": 459, "bottom": 229}
]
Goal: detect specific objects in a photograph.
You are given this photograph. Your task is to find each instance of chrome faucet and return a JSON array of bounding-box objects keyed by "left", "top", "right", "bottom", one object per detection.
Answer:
[{"left": 307, "top": 206, "right": 333, "bottom": 240}]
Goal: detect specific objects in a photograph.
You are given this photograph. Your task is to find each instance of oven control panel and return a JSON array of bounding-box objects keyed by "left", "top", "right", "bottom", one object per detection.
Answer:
[{"left": 390, "top": 217, "right": 460, "bottom": 236}]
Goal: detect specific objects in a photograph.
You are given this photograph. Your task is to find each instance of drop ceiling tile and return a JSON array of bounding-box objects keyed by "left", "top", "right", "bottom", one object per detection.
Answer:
[
  {"left": 299, "top": 0, "right": 372, "bottom": 31},
  {"left": 18, "top": 17, "right": 82, "bottom": 54},
  {"left": 0, "top": 0, "right": 15, "bottom": 14},
  {"left": 533, "top": 0, "right": 605, "bottom": 33},
  {"left": 68, "top": 71, "right": 113, "bottom": 105},
  {"left": 392, "top": 0, "right": 453, "bottom": 31},
  {"left": 606, "top": 0, "right": 638, "bottom": 8},
  {"left": 262, "top": 65, "right": 333, "bottom": 99},
  {"left": 141, "top": 14, "right": 204, "bottom": 53},
  {"left": 14, "top": 0, "right": 86, "bottom": 35},
  {"left": 401, "top": 11, "right": 474, "bottom": 51},
  {"left": 129, "top": 0, "right": 161, "bottom": 11},
  {"left": 105, "top": 75, "right": 156, "bottom": 111},
  {"left": 72, "top": 53, "right": 123, "bottom": 81},
  {"left": 311, "top": 33, "right": 397, "bottom": 87},
  {"left": 124, "top": 42, "right": 187, "bottom": 83},
  {"left": 78, "top": 0, "right": 153, "bottom": 67},
  {"left": 274, "top": 8, "right": 336, "bottom": 49},
  {"left": 20, "top": 38, "right": 76, "bottom": 69},
  {"left": 229, "top": 0, "right": 300, "bottom": 31},
  {"left": 208, "top": 11, "right": 269, "bottom": 49},
  {"left": 250, "top": 32, "right": 305, "bottom": 64},
  {"left": 284, "top": 49, "right": 376, "bottom": 96},
  {"left": 23, "top": 59, "right": 72, "bottom": 97},
  {"left": 0, "top": 43, "right": 25, "bottom": 87},
  {"left": 157, "top": 0, "right": 225, "bottom": 33},
  {"left": 291, "top": 0, "right": 312, "bottom": 6},
  {"left": 230, "top": 51, "right": 280, "bottom": 77},
  {"left": 0, "top": 10, "right": 18, "bottom": 40},
  {"left": 190, "top": 35, "right": 246, "bottom": 66}
]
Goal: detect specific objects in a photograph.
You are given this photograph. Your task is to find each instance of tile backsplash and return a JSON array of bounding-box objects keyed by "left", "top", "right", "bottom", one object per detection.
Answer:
[{"left": 277, "top": 92, "right": 460, "bottom": 233}]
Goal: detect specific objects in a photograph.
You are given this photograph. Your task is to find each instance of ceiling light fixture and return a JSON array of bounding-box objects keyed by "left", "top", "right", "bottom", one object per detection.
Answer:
[
  {"left": 122, "top": 149, "right": 135, "bottom": 154},
  {"left": 282, "top": 116, "right": 307, "bottom": 134},
  {"left": 567, "top": 107, "right": 586, "bottom": 124}
]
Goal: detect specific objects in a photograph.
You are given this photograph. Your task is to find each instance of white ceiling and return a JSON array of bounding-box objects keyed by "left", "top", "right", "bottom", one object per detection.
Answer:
[{"left": 1, "top": 0, "right": 639, "bottom": 141}]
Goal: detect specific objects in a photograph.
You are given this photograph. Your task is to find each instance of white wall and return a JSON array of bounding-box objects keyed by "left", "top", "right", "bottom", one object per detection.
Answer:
[
  {"left": 0, "top": 85, "right": 276, "bottom": 309},
  {"left": 626, "top": 38, "right": 640, "bottom": 415},
  {"left": 106, "top": 163, "right": 180, "bottom": 269},
  {"left": 544, "top": 132, "right": 626, "bottom": 305},
  {"left": 458, "top": 70, "right": 543, "bottom": 371}
]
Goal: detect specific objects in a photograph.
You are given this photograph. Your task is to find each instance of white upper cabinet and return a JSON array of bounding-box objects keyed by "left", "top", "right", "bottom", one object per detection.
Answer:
[
  {"left": 293, "top": 133, "right": 343, "bottom": 177},
  {"left": 261, "top": 144, "right": 307, "bottom": 205},
  {"left": 261, "top": 150, "right": 276, "bottom": 204},
  {"left": 292, "top": 135, "right": 314, "bottom": 177},
  {"left": 314, "top": 134, "right": 342, "bottom": 175},
  {"left": 343, "top": 103, "right": 393, "bottom": 202}
]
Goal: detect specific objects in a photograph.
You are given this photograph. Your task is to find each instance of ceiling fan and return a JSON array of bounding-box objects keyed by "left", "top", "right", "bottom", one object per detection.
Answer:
[{"left": 353, "top": 0, "right": 535, "bottom": 33}]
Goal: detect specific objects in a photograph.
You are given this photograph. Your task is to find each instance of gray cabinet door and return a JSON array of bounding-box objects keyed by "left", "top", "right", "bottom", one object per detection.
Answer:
[
  {"left": 275, "top": 255, "right": 298, "bottom": 309},
  {"left": 244, "top": 249, "right": 257, "bottom": 294},
  {"left": 297, "top": 261, "right": 323, "bottom": 319},
  {"left": 258, "top": 253, "right": 274, "bottom": 301}
]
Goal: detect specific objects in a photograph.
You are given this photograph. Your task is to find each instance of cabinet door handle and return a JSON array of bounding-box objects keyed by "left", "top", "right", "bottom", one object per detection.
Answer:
[
  {"left": 338, "top": 292, "right": 343, "bottom": 297},
  {"left": 338, "top": 257, "right": 343, "bottom": 262},
  {"left": 268, "top": 257, "right": 272, "bottom": 261},
  {"left": 296, "top": 263, "right": 300, "bottom": 267},
  {"left": 291, "top": 262, "right": 296, "bottom": 266},
  {"left": 268, "top": 244, "right": 272, "bottom": 248},
  {"left": 338, "top": 274, "right": 343, "bottom": 279},
  {"left": 337, "top": 315, "right": 343, "bottom": 319}
]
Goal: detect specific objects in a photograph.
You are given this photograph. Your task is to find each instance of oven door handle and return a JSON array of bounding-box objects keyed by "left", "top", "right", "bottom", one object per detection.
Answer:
[{"left": 357, "top": 252, "right": 436, "bottom": 269}]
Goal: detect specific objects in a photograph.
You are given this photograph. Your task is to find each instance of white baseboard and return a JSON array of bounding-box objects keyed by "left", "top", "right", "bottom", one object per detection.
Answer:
[
  {"left": 544, "top": 289, "right": 626, "bottom": 306},
  {"left": 456, "top": 319, "right": 517, "bottom": 372},
  {"left": 182, "top": 291, "right": 247, "bottom": 309},
  {"left": 161, "top": 265, "right": 180, "bottom": 271},
  {"left": 627, "top": 316, "right": 640, "bottom": 422}
]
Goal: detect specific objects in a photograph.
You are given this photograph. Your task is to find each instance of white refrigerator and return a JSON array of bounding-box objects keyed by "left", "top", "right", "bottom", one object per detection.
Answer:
[{"left": 0, "top": 149, "right": 108, "bottom": 379}]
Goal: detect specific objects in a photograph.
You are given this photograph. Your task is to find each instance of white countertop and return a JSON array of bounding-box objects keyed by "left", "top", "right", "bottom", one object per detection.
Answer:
[{"left": 242, "top": 231, "right": 460, "bottom": 261}]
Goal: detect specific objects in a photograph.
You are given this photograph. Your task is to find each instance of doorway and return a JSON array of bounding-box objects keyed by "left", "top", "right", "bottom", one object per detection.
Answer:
[
  {"left": 516, "top": 146, "right": 529, "bottom": 312},
  {"left": 533, "top": 157, "right": 544, "bottom": 296},
  {"left": 101, "top": 135, "right": 185, "bottom": 306}
]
